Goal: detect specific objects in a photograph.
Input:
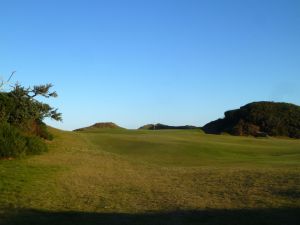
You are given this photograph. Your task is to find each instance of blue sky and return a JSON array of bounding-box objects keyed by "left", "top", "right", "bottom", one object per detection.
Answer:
[{"left": 1, "top": 0, "right": 299, "bottom": 130}]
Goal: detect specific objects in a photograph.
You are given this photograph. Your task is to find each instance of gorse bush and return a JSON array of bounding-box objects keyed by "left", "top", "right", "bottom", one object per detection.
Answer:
[
  {"left": 25, "top": 135, "right": 48, "bottom": 155},
  {"left": 0, "top": 122, "right": 47, "bottom": 158},
  {"left": 203, "top": 101, "right": 300, "bottom": 138},
  {"left": 0, "top": 80, "right": 61, "bottom": 158},
  {"left": 0, "top": 122, "right": 27, "bottom": 158}
]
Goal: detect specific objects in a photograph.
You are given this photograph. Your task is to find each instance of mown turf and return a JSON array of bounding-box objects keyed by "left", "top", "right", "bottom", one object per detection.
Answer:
[
  {"left": 0, "top": 128, "right": 299, "bottom": 224},
  {"left": 82, "top": 129, "right": 300, "bottom": 167}
]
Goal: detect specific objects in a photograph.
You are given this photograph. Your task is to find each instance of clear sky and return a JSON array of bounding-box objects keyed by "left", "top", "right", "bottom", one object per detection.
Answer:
[{"left": 1, "top": 0, "right": 299, "bottom": 130}]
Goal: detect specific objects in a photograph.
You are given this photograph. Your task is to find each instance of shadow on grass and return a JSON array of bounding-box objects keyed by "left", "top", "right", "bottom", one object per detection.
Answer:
[{"left": 0, "top": 208, "right": 299, "bottom": 225}]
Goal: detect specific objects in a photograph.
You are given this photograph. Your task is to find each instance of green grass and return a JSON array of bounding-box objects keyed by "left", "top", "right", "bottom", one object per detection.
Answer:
[
  {"left": 83, "top": 129, "right": 300, "bottom": 167},
  {"left": 0, "top": 128, "right": 299, "bottom": 224}
]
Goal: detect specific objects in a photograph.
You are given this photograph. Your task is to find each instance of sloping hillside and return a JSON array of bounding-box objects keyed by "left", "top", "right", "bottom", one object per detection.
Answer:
[
  {"left": 203, "top": 101, "right": 300, "bottom": 138},
  {"left": 0, "top": 128, "right": 299, "bottom": 224}
]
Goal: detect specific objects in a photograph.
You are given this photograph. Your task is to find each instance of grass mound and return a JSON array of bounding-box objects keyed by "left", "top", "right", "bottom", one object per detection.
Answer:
[
  {"left": 139, "top": 123, "right": 199, "bottom": 130},
  {"left": 74, "top": 122, "right": 124, "bottom": 131}
]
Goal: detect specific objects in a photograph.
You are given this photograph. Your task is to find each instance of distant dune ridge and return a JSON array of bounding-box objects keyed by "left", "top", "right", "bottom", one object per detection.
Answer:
[
  {"left": 203, "top": 101, "right": 300, "bottom": 138},
  {"left": 74, "top": 122, "right": 123, "bottom": 131},
  {"left": 73, "top": 102, "right": 300, "bottom": 139},
  {"left": 139, "top": 123, "right": 199, "bottom": 130}
]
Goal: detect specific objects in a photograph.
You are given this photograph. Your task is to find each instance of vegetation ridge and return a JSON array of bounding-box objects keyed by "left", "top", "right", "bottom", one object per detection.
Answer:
[{"left": 203, "top": 101, "right": 300, "bottom": 138}]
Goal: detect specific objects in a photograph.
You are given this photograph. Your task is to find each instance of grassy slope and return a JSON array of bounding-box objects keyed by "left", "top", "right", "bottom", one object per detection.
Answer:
[
  {"left": 84, "top": 129, "right": 300, "bottom": 167},
  {"left": 0, "top": 128, "right": 299, "bottom": 224}
]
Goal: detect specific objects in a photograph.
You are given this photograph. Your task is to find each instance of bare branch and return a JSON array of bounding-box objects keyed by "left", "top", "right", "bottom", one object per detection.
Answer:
[
  {"left": 7, "top": 71, "right": 16, "bottom": 82},
  {"left": 0, "top": 71, "right": 16, "bottom": 90}
]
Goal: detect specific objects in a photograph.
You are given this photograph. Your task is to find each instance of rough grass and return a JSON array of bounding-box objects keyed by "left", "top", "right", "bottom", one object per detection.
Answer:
[{"left": 0, "top": 128, "right": 299, "bottom": 224}]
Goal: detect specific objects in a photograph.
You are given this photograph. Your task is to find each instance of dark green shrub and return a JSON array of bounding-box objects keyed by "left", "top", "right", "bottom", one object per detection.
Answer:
[
  {"left": 203, "top": 101, "right": 300, "bottom": 138},
  {"left": 25, "top": 135, "right": 48, "bottom": 155},
  {"left": 35, "top": 121, "right": 54, "bottom": 140},
  {"left": 0, "top": 122, "right": 48, "bottom": 158},
  {"left": 0, "top": 123, "right": 27, "bottom": 158},
  {"left": 0, "top": 81, "right": 61, "bottom": 158}
]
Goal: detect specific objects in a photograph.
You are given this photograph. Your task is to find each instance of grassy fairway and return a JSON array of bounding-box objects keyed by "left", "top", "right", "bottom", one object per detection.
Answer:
[
  {"left": 0, "top": 128, "right": 299, "bottom": 224},
  {"left": 83, "top": 129, "right": 300, "bottom": 167}
]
